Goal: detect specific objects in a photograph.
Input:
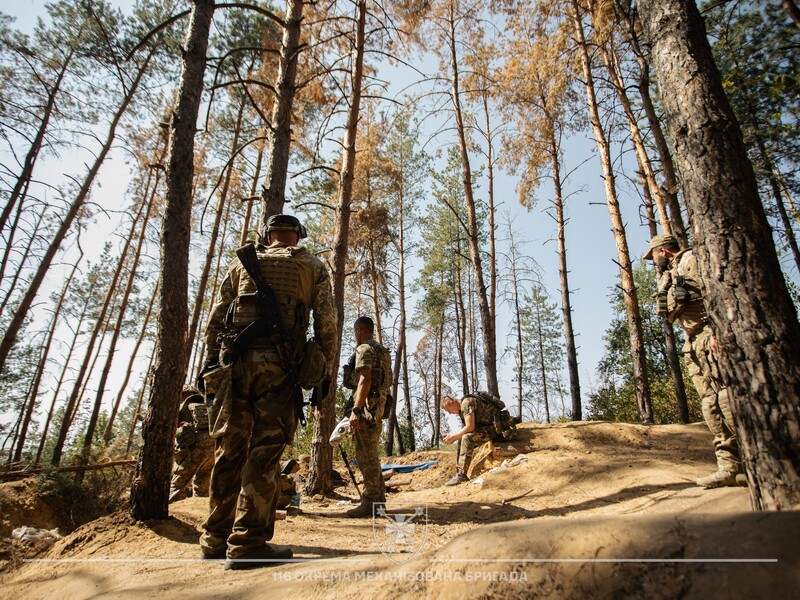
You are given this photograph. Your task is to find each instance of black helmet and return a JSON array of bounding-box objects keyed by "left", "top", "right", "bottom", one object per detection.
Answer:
[{"left": 265, "top": 214, "right": 307, "bottom": 239}]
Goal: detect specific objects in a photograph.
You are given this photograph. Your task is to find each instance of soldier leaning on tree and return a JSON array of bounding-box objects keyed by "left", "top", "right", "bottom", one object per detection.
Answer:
[{"left": 645, "top": 234, "right": 746, "bottom": 489}]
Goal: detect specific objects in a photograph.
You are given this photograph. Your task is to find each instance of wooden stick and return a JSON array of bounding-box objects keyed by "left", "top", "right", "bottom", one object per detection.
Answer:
[{"left": 501, "top": 486, "right": 537, "bottom": 506}]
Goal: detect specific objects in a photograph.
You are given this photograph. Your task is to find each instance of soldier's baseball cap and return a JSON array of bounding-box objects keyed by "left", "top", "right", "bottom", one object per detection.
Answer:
[
  {"left": 265, "top": 214, "right": 307, "bottom": 238},
  {"left": 644, "top": 234, "right": 678, "bottom": 260}
]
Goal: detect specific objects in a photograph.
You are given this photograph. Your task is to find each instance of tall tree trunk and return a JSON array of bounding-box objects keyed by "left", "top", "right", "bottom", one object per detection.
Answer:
[
  {"left": 446, "top": 7, "right": 498, "bottom": 397},
  {"left": 482, "top": 96, "right": 497, "bottom": 327},
  {"left": 185, "top": 97, "right": 246, "bottom": 371},
  {"left": 127, "top": 351, "right": 155, "bottom": 455},
  {"left": 51, "top": 197, "right": 149, "bottom": 466},
  {"left": 259, "top": 0, "right": 304, "bottom": 223},
  {"left": 103, "top": 280, "right": 158, "bottom": 442},
  {"left": 12, "top": 256, "right": 80, "bottom": 462},
  {"left": 621, "top": 1, "right": 689, "bottom": 246},
  {"left": 81, "top": 191, "right": 157, "bottom": 464},
  {"left": 240, "top": 133, "right": 266, "bottom": 245},
  {"left": 571, "top": 0, "right": 653, "bottom": 423},
  {"left": 536, "top": 304, "right": 551, "bottom": 423},
  {"left": 546, "top": 129, "right": 582, "bottom": 420},
  {"left": 307, "top": 0, "right": 365, "bottom": 495},
  {"left": 396, "top": 195, "right": 414, "bottom": 451},
  {"left": 35, "top": 273, "right": 94, "bottom": 465},
  {"left": 638, "top": 0, "right": 800, "bottom": 510},
  {"left": 131, "top": 0, "right": 214, "bottom": 521},
  {"left": 506, "top": 220, "right": 525, "bottom": 419},
  {"left": 0, "top": 49, "right": 155, "bottom": 374},
  {"left": 0, "top": 52, "right": 73, "bottom": 238},
  {"left": 0, "top": 207, "right": 45, "bottom": 317}
]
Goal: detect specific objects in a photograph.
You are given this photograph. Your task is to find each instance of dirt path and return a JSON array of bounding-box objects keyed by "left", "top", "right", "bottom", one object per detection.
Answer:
[{"left": 2, "top": 422, "right": 797, "bottom": 598}]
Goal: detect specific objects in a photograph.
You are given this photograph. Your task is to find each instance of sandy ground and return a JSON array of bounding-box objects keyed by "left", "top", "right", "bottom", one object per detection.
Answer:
[{"left": 1, "top": 421, "right": 798, "bottom": 598}]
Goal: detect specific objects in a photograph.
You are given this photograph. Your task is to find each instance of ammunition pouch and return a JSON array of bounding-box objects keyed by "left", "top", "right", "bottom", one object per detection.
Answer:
[
  {"left": 202, "top": 363, "right": 234, "bottom": 438},
  {"left": 297, "top": 338, "right": 327, "bottom": 390}
]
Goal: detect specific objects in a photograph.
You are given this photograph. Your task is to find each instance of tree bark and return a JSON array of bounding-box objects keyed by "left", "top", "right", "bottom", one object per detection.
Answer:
[
  {"left": 638, "top": 0, "right": 800, "bottom": 510},
  {"left": 130, "top": 0, "right": 214, "bottom": 521}
]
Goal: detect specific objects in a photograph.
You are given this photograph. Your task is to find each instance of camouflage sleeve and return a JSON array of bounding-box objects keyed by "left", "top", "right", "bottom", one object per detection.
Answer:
[
  {"left": 355, "top": 343, "right": 376, "bottom": 371},
  {"left": 204, "top": 262, "right": 239, "bottom": 363},
  {"left": 312, "top": 261, "right": 338, "bottom": 366},
  {"left": 460, "top": 396, "right": 475, "bottom": 417}
]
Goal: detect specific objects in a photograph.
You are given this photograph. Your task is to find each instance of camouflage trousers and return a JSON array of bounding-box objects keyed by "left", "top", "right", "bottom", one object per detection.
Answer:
[
  {"left": 200, "top": 349, "right": 297, "bottom": 559},
  {"left": 456, "top": 427, "right": 494, "bottom": 475},
  {"left": 354, "top": 416, "right": 385, "bottom": 505},
  {"left": 169, "top": 433, "right": 215, "bottom": 502},
  {"left": 684, "top": 327, "right": 740, "bottom": 473}
]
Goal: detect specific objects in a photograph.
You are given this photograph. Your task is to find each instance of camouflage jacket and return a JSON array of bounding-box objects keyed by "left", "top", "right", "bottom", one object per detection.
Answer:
[{"left": 204, "top": 241, "right": 338, "bottom": 367}]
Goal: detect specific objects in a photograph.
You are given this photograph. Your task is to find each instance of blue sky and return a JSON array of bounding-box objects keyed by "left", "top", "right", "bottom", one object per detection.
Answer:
[{"left": 1, "top": 1, "right": 658, "bottom": 421}]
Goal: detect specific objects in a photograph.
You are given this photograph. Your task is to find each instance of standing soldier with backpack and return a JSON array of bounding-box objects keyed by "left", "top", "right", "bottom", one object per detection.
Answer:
[
  {"left": 441, "top": 392, "right": 516, "bottom": 486},
  {"left": 343, "top": 316, "right": 393, "bottom": 518},
  {"left": 198, "top": 214, "right": 337, "bottom": 569}
]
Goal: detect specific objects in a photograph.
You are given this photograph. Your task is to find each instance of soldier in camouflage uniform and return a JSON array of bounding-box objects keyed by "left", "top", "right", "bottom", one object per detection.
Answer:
[
  {"left": 441, "top": 392, "right": 507, "bottom": 486},
  {"left": 199, "top": 215, "right": 337, "bottom": 569},
  {"left": 169, "top": 385, "right": 214, "bottom": 502},
  {"left": 646, "top": 234, "right": 744, "bottom": 489},
  {"left": 343, "top": 316, "right": 393, "bottom": 518}
]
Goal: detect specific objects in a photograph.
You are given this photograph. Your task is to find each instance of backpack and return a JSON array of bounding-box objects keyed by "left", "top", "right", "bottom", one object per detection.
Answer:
[{"left": 464, "top": 392, "right": 516, "bottom": 441}]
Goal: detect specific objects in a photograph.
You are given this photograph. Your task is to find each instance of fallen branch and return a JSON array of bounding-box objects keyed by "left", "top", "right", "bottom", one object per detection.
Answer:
[
  {"left": 0, "top": 460, "right": 137, "bottom": 481},
  {"left": 501, "top": 486, "right": 537, "bottom": 506}
]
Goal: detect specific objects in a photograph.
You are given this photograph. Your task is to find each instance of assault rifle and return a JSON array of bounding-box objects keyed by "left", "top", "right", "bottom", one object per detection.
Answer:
[
  {"left": 329, "top": 395, "right": 361, "bottom": 499},
  {"left": 234, "top": 242, "right": 307, "bottom": 425}
]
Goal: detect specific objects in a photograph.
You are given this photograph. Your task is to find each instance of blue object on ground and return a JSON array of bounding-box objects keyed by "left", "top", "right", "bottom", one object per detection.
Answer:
[{"left": 380, "top": 460, "right": 438, "bottom": 473}]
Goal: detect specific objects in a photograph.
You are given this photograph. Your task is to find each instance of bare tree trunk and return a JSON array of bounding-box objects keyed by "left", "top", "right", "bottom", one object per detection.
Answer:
[
  {"left": 259, "top": 0, "right": 304, "bottom": 223},
  {"left": 446, "top": 7, "right": 498, "bottom": 397},
  {"left": 81, "top": 192, "right": 157, "bottom": 464},
  {"left": 0, "top": 49, "right": 155, "bottom": 374},
  {"left": 546, "top": 131, "right": 582, "bottom": 420},
  {"left": 51, "top": 197, "right": 148, "bottom": 466},
  {"left": 103, "top": 280, "right": 158, "bottom": 442},
  {"left": 506, "top": 220, "right": 525, "bottom": 419},
  {"left": 535, "top": 303, "right": 551, "bottom": 424},
  {"left": 638, "top": 0, "right": 800, "bottom": 510},
  {"left": 307, "top": 0, "right": 365, "bottom": 496},
  {"left": 396, "top": 196, "right": 415, "bottom": 451},
  {"left": 0, "top": 53, "right": 73, "bottom": 238},
  {"left": 571, "top": 0, "right": 653, "bottom": 423},
  {"left": 482, "top": 96, "right": 497, "bottom": 328},
  {"left": 12, "top": 256, "right": 80, "bottom": 462},
  {"left": 35, "top": 274, "right": 94, "bottom": 465},
  {"left": 127, "top": 352, "right": 155, "bottom": 455},
  {"left": 240, "top": 133, "right": 265, "bottom": 245},
  {"left": 186, "top": 98, "right": 245, "bottom": 371},
  {"left": 131, "top": 0, "right": 214, "bottom": 521},
  {"left": 0, "top": 207, "right": 45, "bottom": 317},
  {"left": 620, "top": 1, "right": 689, "bottom": 246},
  {"left": 435, "top": 311, "right": 445, "bottom": 446}
]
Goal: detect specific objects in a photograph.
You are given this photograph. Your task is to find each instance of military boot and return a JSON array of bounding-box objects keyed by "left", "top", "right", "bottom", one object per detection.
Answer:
[
  {"left": 444, "top": 471, "right": 468, "bottom": 487},
  {"left": 345, "top": 500, "right": 381, "bottom": 518},
  {"left": 696, "top": 470, "right": 738, "bottom": 489},
  {"left": 223, "top": 544, "right": 294, "bottom": 570}
]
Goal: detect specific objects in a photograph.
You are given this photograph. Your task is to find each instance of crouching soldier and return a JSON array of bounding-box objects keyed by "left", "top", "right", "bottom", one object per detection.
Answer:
[
  {"left": 441, "top": 392, "right": 516, "bottom": 486},
  {"left": 170, "top": 385, "right": 214, "bottom": 502}
]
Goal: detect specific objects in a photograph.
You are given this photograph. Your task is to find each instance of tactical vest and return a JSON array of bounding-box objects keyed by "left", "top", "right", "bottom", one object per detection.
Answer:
[
  {"left": 659, "top": 249, "right": 706, "bottom": 332},
  {"left": 226, "top": 246, "right": 312, "bottom": 337},
  {"left": 189, "top": 401, "right": 209, "bottom": 431}
]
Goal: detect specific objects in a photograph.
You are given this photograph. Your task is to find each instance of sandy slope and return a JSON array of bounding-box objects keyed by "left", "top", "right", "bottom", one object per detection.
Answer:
[{"left": 2, "top": 421, "right": 797, "bottom": 599}]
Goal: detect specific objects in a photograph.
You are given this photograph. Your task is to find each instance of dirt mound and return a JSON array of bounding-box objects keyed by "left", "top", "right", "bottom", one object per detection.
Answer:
[{"left": 2, "top": 421, "right": 794, "bottom": 598}]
